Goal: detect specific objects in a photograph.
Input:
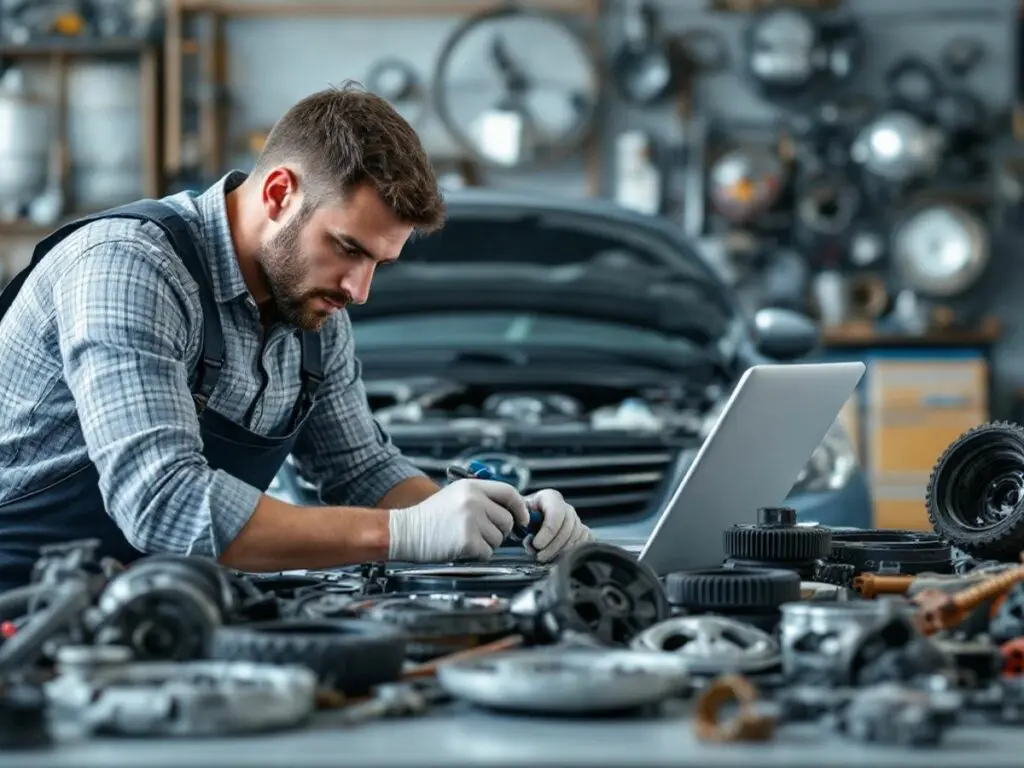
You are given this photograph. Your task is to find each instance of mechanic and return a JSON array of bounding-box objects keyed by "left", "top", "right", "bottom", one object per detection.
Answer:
[{"left": 0, "top": 84, "right": 593, "bottom": 592}]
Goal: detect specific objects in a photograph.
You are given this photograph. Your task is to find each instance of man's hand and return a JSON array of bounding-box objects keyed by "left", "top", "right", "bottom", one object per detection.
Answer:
[
  {"left": 523, "top": 489, "right": 594, "bottom": 563},
  {"left": 387, "top": 479, "right": 529, "bottom": 563}
]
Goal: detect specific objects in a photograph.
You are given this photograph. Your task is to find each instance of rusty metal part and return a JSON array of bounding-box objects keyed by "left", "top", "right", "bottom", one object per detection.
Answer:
[
  {"left": 693, "top": 674, "right": 776, "bottom": 743},
  {"left": 402, "top": 634, "right": 524, "bottom": 680},
  {"left": 853, "top": 574, "right": 915, "bottom": 598},
  {"left": 1002, "top": 638, "right": 1024, "bottom": 678},
  {"left": 912, "top": 560, "right": 1024, "bottom": 635}
]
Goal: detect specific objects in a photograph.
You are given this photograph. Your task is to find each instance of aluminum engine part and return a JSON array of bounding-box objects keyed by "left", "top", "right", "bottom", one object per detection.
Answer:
[
  {"left": 385, "top": 565, "right": 545, "bottom": 597},
  {"left": 359, "top": 593, "right": 517, "bottom": 660},
  {"left": 800, "top": 581, "right": 846, "bottom": 601},
  {"left": 435, "top": 647, "right": 689, "bottom": 714},
  {"left": 778, "top": 598, "right": 919, "bottom": 686},
  {"left": 91, "top": 556, "right": 234, "bottom": 661},
  {"left": 524, "top": 542, "right": 669, "bottom": 646},
  {"left": 44, "top": 660, "right": 317, "bottom": 738},
  {"left": 630, "top": 616, "right": 781, "bottom": 676},
  {"left": 851, "top": 111, "right": 943, "bottom": 182},
  {"left": 831, "top": 683, "right": 961, "bottom": 747}
]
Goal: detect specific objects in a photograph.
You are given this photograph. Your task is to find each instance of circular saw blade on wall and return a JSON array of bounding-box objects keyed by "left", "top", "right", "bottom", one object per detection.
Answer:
[{"left": 432, "top": 5, "right": 600, "bottom": 170}]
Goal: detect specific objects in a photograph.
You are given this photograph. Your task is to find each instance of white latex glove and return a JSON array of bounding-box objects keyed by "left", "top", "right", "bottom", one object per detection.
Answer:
[
  {"left": 388, "top": 479, "right": 529, "bottom": 563},
  {"left": 523, "top": 489, "right": 594, "bottom": 563}
]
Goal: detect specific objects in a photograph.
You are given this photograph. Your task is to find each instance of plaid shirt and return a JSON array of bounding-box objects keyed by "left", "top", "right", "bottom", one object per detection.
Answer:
[{"left": 0, "top": 171, "right": 425, "bottom": 557}]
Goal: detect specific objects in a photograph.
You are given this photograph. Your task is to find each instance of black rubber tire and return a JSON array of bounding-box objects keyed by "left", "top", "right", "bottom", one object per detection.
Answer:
[
  {"left": 208, "top": 619, "right": 408, "bottom": 694},
  {"left": 664, "top": 567, "right": 800, "bottom": 609},
  {"left": 926, "top": 421, "right": 1024, "bottom": 562}
]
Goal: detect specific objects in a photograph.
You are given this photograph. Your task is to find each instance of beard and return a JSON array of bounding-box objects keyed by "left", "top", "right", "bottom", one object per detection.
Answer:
[{"left": 256, "top": 208, "right": 347, "bottom": 332}]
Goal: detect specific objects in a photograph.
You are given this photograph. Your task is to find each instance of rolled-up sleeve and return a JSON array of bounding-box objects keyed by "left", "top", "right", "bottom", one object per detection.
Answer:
[
  {"left": 290, "top": 313, "right": 425, "bottom": 508},
  {"left": 53, "top": 240, "right": 263, "bottom": 557}
]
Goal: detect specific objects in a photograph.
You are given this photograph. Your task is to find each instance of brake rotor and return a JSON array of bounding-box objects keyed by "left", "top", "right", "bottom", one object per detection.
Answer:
[
  {"left": 384, "top": 565, "right": 545, "bottom": 596},
  {"left": 435, "top": 647, "right": 689, "bottom": 714},
  {"left": 630, "top": 615, "right": 781, "bottom": 676},
  {"left": 354, "top": 593, "right": 518, "bottom": 661}
]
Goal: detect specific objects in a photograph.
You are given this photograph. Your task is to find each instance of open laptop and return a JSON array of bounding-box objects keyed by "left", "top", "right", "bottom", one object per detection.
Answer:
[{"left": 636, "top": 361, "right": 866, "bottom": 576}]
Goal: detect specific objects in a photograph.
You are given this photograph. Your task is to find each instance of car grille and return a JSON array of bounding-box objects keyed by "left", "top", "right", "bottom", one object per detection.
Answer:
[{"left": 392, "top": 429, "right": 683, "bottom": 521}]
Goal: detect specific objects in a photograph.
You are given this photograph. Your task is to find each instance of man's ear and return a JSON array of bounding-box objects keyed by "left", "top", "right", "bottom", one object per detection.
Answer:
[{"left": 261, "top": 167, "right": 299, "bottom": 222}]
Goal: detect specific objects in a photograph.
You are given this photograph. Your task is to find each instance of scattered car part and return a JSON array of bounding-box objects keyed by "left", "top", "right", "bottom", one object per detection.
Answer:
[
  {"left": 522, "top": 542, "right": 669, "bottom": 646},
  {"left": 850, "top": 112, "right": 944, "bottom": 183},
  {"left": 845, "top": 274, "right": 890, "bottom": 321},
  {"left": 432, "top": 5, "right": 598, "bottom": 169},
  {"left": 707, "top": 145, "right": 786, "bottom": 223},
  {"left": 0, "top": 679, "right": 50, "bottom": 750},
  {"left": 693, "top": 673, "right": 775, "bottom": 742},
  {"left": 610, "top": 0, "right": 674, "bottom": 105},
  {"left": 664, "top": 567, "right": 800, "bottom": 630},
  {"left": 289, "top": 590, "right": 360, "bottom": 620},
  {"left": 828, "top": 529, "right": 952, "bottom": 576},
  {"left": 208, "top": 619, "right": 408, "bottom": 694},
  {"left": 800, "top": 581, "right": 845, "bottom": 600},
  {"left": 796, "top": 173, "right": 859, "bottom": 237},
  {"left": 740, "top": 7, "right": 861, "bottom": 108},
  {"left": 934, "top": 638, "right": 1004, "bottom": 689},
  {"left": 1001, "top": 638, "right": 1024, "bottom": 677},
  {"left": 927, "top": 421, "right": 1024, "bottom": 561},
  {"left": 45, "top": 660, "right": 316, "bottom": 738},
  {"left": 912, "top": 562, "right": 1024, "bottom": 636},
  {"left": 338, "top": 680, "right": 446, "bottom": 726},
  {"left": 358, "top": 593, "right": 517, "bottom": 661},
  {"left": 723, "top": 506, "right": 832, "bottom": 578},
  {"left": 630, "top": 615, "right": 781, "bottom": 676},
  {"left": 435, "top": 647, "right": 688, "bottom": 714},
  {"left": 778, "top": 599, "right": 918, "bottom": 686},
  {"left": 891, "top": 203, "right": 990, "bottom": 299},
  {"left": 0, "top": 575, "right": 93, "bottom": 677},
  {"left": 990, "top": 582, "right": 1024, "bottom": 643},
  {"left": 885, "top": 55, "right": 942, "bottom": 109},
  {"left": 831, "top": 683, "right": 960, "bottom": 747},
  {"left": 811, "top": 561, "right": 855, "bottom": 589},
  {"left": 90, "top": 555, "right": 234, "bottom": 661},
  {"left": 385, "top": 565, "right": 545, "bottom": 597},
  {"left": 402, "top": 633, "right": 525, "bottom": 681}
]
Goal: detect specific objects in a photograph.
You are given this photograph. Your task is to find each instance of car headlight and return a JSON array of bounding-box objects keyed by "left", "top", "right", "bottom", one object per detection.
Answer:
[{"left": 791, "top": 418, "right": 860, "bottom": 493}]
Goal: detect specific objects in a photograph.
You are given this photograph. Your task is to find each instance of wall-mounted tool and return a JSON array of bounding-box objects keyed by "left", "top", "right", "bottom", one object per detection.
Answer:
[
  {"left": 740, "top": 6, "right": 863, "bottom": 109},
  {"left": 432, "top": 5, "right": 599, "bottom": 169},
  {"left": 885, "top": 55, "right": 943, "bottom": 112},
  {"left": 890, "top": 202, "right": 990, "bottom": 299},
  {"left": 613, "top": 130, "right": 663, "bottom": 215},
  {"left": 707, "top": 144, "right": 785, "bottom": 224},
  {"left": 365, "top": 57, "right": 430, "bottom": 132},
  {"left": 610, "top": 0, "right": 673, "bottom": 106},
  {"left": 850, "top": 111, "right": 944, "bottom": 184},
  {"left": 940, "top": 36, "right": 985, "bottom": 80}
]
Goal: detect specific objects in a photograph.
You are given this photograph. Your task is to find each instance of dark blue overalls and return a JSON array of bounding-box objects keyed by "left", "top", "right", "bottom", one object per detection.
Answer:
[{"left": 0, "top": 201, "right": 323, "bottom": 591}]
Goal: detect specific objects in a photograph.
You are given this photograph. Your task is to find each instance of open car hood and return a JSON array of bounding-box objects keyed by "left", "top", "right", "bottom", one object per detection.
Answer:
[{"left": 349, "top": 189, "right": 741, "bottom": 344}]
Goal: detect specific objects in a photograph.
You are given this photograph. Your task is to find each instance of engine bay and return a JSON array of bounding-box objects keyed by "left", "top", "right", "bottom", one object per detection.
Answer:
[{"left": 364, "top": 377, "right": 719, "bottom": 438}]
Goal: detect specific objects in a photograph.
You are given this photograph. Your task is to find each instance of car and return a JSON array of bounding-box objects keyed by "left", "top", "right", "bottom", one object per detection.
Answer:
[{"left": 268, "top": 189, "right": 874, "bottom": 541}]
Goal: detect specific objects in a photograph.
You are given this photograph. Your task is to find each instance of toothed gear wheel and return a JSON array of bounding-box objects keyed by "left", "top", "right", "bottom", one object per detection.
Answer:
[
  {"left": 827, "top": 529, "right": 952, "bottom": 575},
  {"left": 812, "top": 561, "right": 856, "bottom": 588},
  {"left": 208, "top": 619, "right": 407, "bottom": 694},
  {"left": 724, "top": 524, "right": 832, "bottom": 562},
  {"left": 664, "top": 567, "right": 801, "bottom": 610},
  {"left": 927, "top": 420, "right": 1024, "bottom": 561}
]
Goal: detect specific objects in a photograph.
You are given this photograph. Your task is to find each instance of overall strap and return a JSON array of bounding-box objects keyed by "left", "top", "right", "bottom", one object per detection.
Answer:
[{"left": 0, "top": 201, "right": 225, "bottom": 405}]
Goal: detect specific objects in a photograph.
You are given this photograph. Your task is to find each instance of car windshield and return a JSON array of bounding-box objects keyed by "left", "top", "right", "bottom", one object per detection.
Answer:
[{"left": 353, "top": 311, "right": 703, "bottom": 358}]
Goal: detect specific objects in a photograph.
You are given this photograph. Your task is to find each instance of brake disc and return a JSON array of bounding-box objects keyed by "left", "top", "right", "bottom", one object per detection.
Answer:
[
  {"left": 385, "top": 565, "right": 545, "bottom": 596},
  {"left": 45, "top": 659, "right": 317, "bottom": 737},
  {"left": 630, "top": 615, "right": 780, "bottom": 676},
  {"left": 435, "top": 647, "right": 689, "bottom": 714},
  {"left": 357, "top": 593, "right": 518, "bottom": 660}
]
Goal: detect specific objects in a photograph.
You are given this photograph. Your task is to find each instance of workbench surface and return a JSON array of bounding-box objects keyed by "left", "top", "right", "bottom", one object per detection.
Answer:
[{"left": 6, "top": 699, "right": 1024, "bottom": 768}]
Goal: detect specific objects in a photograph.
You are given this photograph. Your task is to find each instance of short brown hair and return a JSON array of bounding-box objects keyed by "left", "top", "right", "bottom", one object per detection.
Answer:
[{"left": 255, "top": 82, "right": 445, "bottom": 234}]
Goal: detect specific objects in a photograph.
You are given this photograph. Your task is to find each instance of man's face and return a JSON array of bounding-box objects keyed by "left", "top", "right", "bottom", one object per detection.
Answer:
[{"left": 257, "top": 181, "right": 413, "bottom": 331}]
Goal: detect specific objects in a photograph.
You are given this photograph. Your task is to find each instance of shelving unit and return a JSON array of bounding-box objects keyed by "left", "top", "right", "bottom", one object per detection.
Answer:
[
  {"left": 0, "top": 37, "right": 162, "bottom": 238},
  {"left": 162, "top": 0, "right": 603, "bottom": 194}
]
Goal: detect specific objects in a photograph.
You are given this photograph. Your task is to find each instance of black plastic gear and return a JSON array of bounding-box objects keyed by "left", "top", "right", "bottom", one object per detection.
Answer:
[
  {"left": 827, "top": 529, "right": 952, "bottom": 575},
  {"left": 208, "top": 619, "right": 407, "bottom": 694},
  {"left": 530, "top": 542, "right": 669, "bottom": 647},
  {"left": 812, "top": 561, "right": 856, "bottom": 588},
  {"left": 926, "top": 421, "right": 1024, "bottom": 562},
  {"left": 724, "top": 507, "right": 832, "bottom": 563},
  {"left": 664, "top": 567, "right": 801, "bottom": 610},
  {"left": 0, "top": 681, "right": 49, "bottom": 750}
]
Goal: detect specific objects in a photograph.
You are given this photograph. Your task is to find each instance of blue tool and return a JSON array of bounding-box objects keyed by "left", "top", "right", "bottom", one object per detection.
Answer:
[{"left": 445, "top": 460, "right": 544, "bottom": 540}]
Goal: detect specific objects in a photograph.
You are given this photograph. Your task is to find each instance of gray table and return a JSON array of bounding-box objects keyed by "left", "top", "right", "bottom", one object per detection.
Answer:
[{"left": 6, "top": 698, "right": 1024, "bottom": 768}]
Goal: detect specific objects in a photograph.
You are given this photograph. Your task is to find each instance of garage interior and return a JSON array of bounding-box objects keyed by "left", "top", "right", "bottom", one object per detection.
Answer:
[{"left": 2, "top": 0, "right": 1024, "bottom": 763}]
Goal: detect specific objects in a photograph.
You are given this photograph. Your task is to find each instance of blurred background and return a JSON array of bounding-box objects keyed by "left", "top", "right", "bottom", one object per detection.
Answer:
[{"left": 0, "top": 0, "right": 1020, "bottom": 539}]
